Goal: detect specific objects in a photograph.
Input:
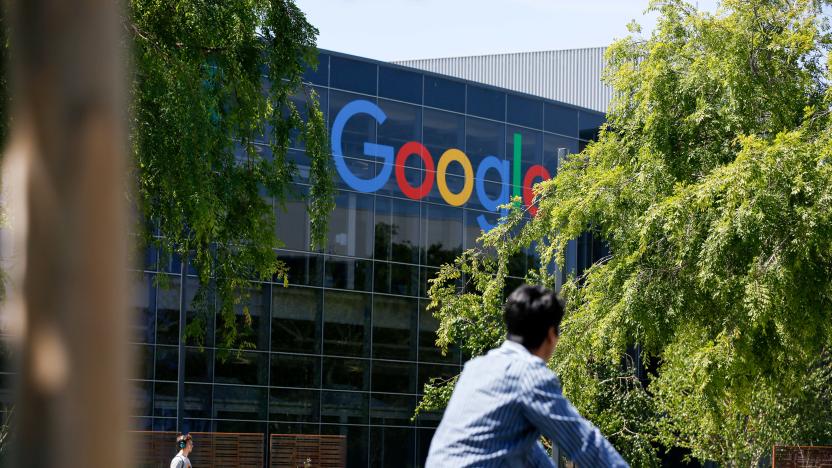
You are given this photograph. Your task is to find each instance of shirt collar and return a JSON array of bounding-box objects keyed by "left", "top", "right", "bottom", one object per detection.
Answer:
[{"left": 500, "top": 339, "right": 546, "bottom": 364}]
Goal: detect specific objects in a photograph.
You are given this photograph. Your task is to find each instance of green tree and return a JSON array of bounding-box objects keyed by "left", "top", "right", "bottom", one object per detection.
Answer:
[
  {"left": 129, "top": 0, "right": 333, "bottom": 349},
  {"left": 420, "top": 0, "right": 832, "bottom": 465}
]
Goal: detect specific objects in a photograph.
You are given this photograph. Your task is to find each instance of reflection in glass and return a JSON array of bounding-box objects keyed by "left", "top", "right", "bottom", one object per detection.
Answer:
[
  {"left": 328, "top": 90, "right": 377, "bottom": 160},
  {"left": 419, "top": 302, "right": 460, "bottom": 365},
  {"left": 216, "top": 285, "right": 270, "bottom": 350},
  {"left": 183, "top": 383, "right": 212, "bottom": 419},
  {"left": 324, "top": 256, "right": 372, "bottom": 292},
  {"left": 372, "top": 296, "right": 417, "bottom": 360},
  {"left": 214, "top": 350, "right": 268, "bottom": 386},
  {"left": 327, "top": 191, "right": 374, "bottom": 259},
  {"left": 371, "top": 426, "right": 416, "bottom": 468},
  {"left": 155, "top": 276, "right": 182, "bottom": 345},
  {"left": 271, "top": 287, "right": 322, "bottom": 354},
  {"left": 322, "top": 423, "right": 369, "bottom": 467},
  {"left": 323, "top": 290, "right": 371, "bottom": 357},
  {"left": 154, "top": 345, "right": 178, "bottom": 382},
  {"left": 131, "top": 273, "right": 155, "bottom": 344},
  {"left": 423, "top": 204, "right": 463, "bottom": 267},
  {"left": 153, "top": 382, "right": 177, "bottom": 417},
  {"left": 276, "top": 251, "right": 323, "bottom": 287},
  {"left": 321, "top": 390, "right": 369, "bottom": 425},
  {"left": 213, "top": 385, "right": 267, "bottom": 421},
  {"left": 185, "top": 347, "right": 213, "bottom": 383},
  {"left": 323, "top": 356, "right": 369, "bottom": 391},
  {"left": 370, "top": 393, "right": 417, "bottom": 426},
  {"left": 269, "top": 388, "right": 320, "bottom": 422},
  {"left": 270, "top": 353, "right": 320, "bottom": 388},
  {"left": 371, "top": 360, "right": 416, "bottom": 394},
  {"left": 275, "top": 184, "right": 310, "bottom": 251}
]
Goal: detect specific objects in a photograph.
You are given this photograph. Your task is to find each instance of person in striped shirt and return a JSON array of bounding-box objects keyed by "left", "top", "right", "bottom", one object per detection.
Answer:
[{"left": 426, "top": 284, "right": 629, "bottom": 467}]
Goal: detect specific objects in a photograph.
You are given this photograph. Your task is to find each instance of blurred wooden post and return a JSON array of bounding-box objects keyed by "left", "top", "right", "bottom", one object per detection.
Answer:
[{"left": 6, "top": 0, "right": 129, "bottom": 467}]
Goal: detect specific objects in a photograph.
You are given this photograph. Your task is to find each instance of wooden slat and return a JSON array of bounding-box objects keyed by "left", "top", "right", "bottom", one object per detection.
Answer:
[
  {"left": 132, "top": 431, "right": 265, "bottom": 467},
  {"left": 773, "top": 446, "right": 832, "bottom": 468},
  {"left": 270, "top": 434, "right": 347, "bottom": 468}
]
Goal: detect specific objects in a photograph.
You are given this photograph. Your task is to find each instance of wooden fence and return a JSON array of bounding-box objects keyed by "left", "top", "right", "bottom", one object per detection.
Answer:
[
  {"left": 773, "top": 445, "right": 832, "bottom": 468},
  {"left": 270, "top": 434, "right": 347, "bottom": 468},
  {"left": 133, "top": 431, "right": 264, "bottom": 467}
]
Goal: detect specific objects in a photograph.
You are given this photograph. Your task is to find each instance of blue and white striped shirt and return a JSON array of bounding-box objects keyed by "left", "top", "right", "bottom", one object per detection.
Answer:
[{"left": 426, "top": 340, "right": 628, "bottom": 467}]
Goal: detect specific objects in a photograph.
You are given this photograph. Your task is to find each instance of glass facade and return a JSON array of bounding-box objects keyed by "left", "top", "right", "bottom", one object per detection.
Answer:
[{"left": 0, "top": 51, "right": 603, "bottom": 468}]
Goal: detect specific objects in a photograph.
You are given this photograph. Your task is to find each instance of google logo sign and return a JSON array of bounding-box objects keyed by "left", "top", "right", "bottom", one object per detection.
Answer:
[{"left": 331, "top": 100, "right": 553, "bottom": 231}]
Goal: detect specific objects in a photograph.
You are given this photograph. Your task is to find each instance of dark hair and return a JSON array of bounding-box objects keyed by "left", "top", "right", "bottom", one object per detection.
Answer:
[{"left": 503, "top": 284, "right": 563, "bottom": 350}]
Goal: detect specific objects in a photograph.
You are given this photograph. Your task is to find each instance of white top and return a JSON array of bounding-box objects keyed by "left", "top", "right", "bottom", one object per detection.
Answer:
[{"left": 170, "top": 453, "right": 191, "bottom": 468}]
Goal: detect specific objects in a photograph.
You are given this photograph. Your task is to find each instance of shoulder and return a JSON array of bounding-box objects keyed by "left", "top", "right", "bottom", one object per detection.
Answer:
[{"left": 519, "top": 359, "right": 561, "bottom": 393}]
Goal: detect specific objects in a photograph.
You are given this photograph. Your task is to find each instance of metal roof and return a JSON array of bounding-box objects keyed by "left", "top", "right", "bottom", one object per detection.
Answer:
[{"left": 393, "top": 48, "right": 611, "bottom": 113}]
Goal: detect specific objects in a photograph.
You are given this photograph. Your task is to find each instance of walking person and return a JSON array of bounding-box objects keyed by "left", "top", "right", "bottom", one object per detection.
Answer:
[
  {"left": 170, "top": 433, "right": 193, "bottom": 468},
  {"left": 426, "top": 284, "right": 629, "bottom": 467}
]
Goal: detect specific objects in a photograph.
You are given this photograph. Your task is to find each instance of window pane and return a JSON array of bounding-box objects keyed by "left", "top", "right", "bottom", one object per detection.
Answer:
[
  {"left": 321, "top": 423, "right": 369, "bottom": 467},
  {"left": 131, "top": 380, "right": 152, "bottom": 417},
  {"left": 579, "top": 110, "right": 605, "bottom": 141},
  {"left": 323, "top": 290, "right": 371, "bottom": 357},
  {"left": 371, "top": 427, "right": 416, "bottom": 468},
  {"left": 544, "top": 103, "right": 578, "bottom": 136},
  {"left": 379, "top": 66, "right": 422, "bottom": 104},
  {"left": 373, "top": 262, "right": 419, "bottom": 296},
  {"left": 216, "top": 285, "right": 270, "bottom": 351},
  {"left": 303, "top": 52, "right": 328, "bottom": 86},
  {"left": 276, "top": 185, "right": 310, "bottom": 251},
  {"left": 277, "top": 251, "right": 323, "bottom": 287},
  {"left": 321, "top": 391, "right": 369, "bottom": 425},
  {"left": 466, "top": 117, "right": 506, "bottom": 179},
  {"left": 371, "top": 360, "right": 417, "bottom": 394},
  {"left": 417, "top": 363, "right": 460, "bottom": 394},
  {"left": 131, "top": 273, "right": 155, "bottom": 344},
  {"left": 507, "top": 94, "right": 543, "bottom": 129},
  {"left": 422, "top": 204, "right": 463, "bottom": 267},
  {"left": 467, "top": 86, "right": 505, "bottom": 121},
  {"left": 270, "top": 387, "right": 320, "bottom": 422},
  {"left": 154, "top": 345, "right": 178, "bottom": 382},
  {"left": 423, "top": 109, "right": 465, "bottom": 177},
  {"left": 375, "top": 197, "right": 422, "bottom": 264},
  {"left": 272, "top": 287, "right": 322, "bottom": 354},
  {"left": 543, "top": 133, "right": 579, "bottom": 174},
  {"left": 370, "top": 393, "right": 417, "bottom": 426},
  {"left": 330, "top": 55, "right": 377, "bottom": 95},
  {"left": 215, "top": 350, "right": 269, "bottom": 386},
  {"left": 329, "top": 90, "right": 377, "bottom": 161},
  {"left": 155, "top": 276, "right": 181, "bottom": 345},
  {"left": 324, "top": 256, "right": 373, "bottom": 292},
  {"left": 153, "top": 382, "right": 176, "bottom": 417},
  {"left": 419, "top": 302, "right": 460, "bottom": 364},
  {"left": 506, "top": 126, "right": 543, "bottom": 169},
  {"left": 213, "top": 385, "right": 267, "bottom": 420},
  {"left": 133, "top": 344, "right": 154, "bottom": 381},
  {"left": 423, "top": 76, "right": 464, "bottom": 112},
  {"left": 270, "top": 353, "right": 320, "bottom": 388},
  {"left": 373, "top": 296, "right": 418, "bottom": 361},
  {"left": 185, "top": 347, "right": 213, "bottom": 383},
  {"left": 183, "top": 383, "right": 212, "bottom": 419},
  {"left": 327, "top": 191, "right": 374, "bottom": 259},
  {"left": 323, "top": 357, "right": 369, "bottom": 391}
]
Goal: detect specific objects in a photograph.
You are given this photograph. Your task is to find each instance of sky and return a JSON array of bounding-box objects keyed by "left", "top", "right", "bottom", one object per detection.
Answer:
[{"left": 295, "top": 0, "right": 721, "bottom": 62}]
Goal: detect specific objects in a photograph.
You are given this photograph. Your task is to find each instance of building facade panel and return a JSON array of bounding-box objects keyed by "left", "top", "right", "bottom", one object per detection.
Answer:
[{"left": 0, "top": 50, "right": 605, "bottom": 467}]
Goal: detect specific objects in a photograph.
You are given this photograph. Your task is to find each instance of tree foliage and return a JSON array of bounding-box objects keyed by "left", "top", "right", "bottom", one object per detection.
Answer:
[
  {"left": 129, "top": 0, "right": 333, "bottom": 349},
  {"left": 422, "top": 1, "right": 832, "bottom": 465}
]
